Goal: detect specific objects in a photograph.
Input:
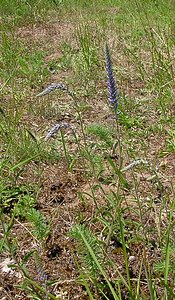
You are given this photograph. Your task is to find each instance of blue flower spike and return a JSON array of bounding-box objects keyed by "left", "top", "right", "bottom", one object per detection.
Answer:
[{"left": 104, "top": 43, "right": 119, "bottom": 115}]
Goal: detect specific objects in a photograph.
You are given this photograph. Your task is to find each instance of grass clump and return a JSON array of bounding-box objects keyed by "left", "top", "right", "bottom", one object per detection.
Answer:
[{"left": 0, "top": 0, "right": 60, "bottom": 26}]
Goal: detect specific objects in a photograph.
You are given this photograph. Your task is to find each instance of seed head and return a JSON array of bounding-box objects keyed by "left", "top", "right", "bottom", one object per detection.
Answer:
[
  {"left": 45, "top": 122, "right": 74, "bottom": 141},
  {"left": 36, "top": 83, "right": 67, "bottom": 97}
]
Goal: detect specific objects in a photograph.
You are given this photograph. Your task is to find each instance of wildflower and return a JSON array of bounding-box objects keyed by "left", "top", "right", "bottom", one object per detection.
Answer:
[
  {"left": 34, "top": 250, "right": 47, "bottom": 291},
  {"left": 104, "top": 43, "right": 118, "bottom": 113},
  {"left": 45, "top": 122, "right": 74, "bottom": 141},
  {"left": 36, "top": 83, "right": 67, "bottom": 97},
  {"left": 37, "top": 262, "right": 47, "bottom": 284}
]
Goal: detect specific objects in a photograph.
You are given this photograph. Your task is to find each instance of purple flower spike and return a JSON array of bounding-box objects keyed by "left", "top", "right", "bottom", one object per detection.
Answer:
[
  {"left": 45, "top": 122, "right": 74, "bottom": 141},
  {"left": 104, "top": 44, "right": 118, "bottom": 113},
  {"left": 36, "top": 83, "right": 67, "bottom": 97}
]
